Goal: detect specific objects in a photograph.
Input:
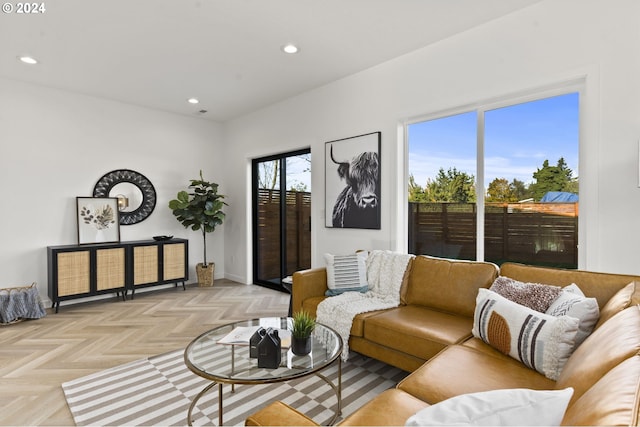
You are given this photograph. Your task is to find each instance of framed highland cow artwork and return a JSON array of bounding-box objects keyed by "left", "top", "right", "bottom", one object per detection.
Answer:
[
  {"left": 76, "top": 197, "right": 121, "bottom": 244},
  {"left": 325, "top": 132, "right": 381, "bottom": 229}
]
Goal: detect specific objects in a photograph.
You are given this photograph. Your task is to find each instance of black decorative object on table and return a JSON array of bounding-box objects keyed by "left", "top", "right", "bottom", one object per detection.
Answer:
[
  {"left": 257, "top": 328, "right": 281, "bottom": 369},
  {"left": 250, "top": 327, "right": 267, "bottom": 358},
  {"left": 152, "top": 235, "right": 173, "bottom": 241}
]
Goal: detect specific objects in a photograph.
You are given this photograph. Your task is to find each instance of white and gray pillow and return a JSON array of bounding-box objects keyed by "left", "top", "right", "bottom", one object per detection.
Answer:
[
  {"left": 546, "top": 283, "right": 599, "bottom": 349},
  {"left": 324, "top": 251, "right": 369, "bottom": 296}
]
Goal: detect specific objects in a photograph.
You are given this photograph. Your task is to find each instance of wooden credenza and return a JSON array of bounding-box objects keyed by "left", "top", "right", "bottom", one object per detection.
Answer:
[{"left": 47, "top": 238, "right": 189, "bottom": 312}]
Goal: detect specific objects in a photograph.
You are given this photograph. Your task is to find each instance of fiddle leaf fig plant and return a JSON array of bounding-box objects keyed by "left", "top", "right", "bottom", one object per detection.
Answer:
[{"left": 168, "top": 170, "right": 226, "bottom": 267}]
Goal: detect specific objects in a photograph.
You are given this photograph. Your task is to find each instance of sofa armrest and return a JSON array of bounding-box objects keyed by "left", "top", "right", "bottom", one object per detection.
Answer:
[
  {"left": 245, "top": 401, "right": 319, "bottom": 426},
  {"left": 292, "top": 268, "right": 328, "bottom": 314}
]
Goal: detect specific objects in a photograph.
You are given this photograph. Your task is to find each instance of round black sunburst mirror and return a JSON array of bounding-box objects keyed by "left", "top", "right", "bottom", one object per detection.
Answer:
[{"left": 93, "top": 169, "right": 156, "bottom": 225}]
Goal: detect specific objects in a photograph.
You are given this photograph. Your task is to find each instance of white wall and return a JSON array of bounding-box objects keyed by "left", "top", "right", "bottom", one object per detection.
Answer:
[
  {"left": 0, "top": 78, "right": 225, "bottom": 304},
  {"left": 223, "top": 0, "right": 640, "bottom": 282}
]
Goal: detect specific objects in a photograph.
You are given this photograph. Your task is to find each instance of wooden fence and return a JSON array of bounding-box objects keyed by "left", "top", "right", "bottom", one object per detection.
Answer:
[
  {"left": 408, "top": 202, "right": 578, "bottom": 268},
  {"left": 256, "top": 189, "right": 311, "bottom": 281}
]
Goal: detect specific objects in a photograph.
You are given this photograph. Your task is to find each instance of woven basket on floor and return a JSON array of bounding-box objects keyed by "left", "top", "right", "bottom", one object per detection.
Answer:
[{"left": 196, "top": 263, "right": 215, "bottom": 287}]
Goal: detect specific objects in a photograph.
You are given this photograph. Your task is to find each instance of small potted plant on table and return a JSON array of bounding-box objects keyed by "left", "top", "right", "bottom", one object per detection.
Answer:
[{"left": 290, "top": 309, "right": 316, "bottom": 356}]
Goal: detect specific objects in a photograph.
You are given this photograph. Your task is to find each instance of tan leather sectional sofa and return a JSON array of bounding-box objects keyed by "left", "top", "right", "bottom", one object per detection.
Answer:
[{"left": 246, "top": 256, "right": 640, "bottom": 426}]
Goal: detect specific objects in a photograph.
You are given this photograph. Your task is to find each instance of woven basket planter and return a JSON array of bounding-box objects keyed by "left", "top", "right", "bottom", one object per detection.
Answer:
[{"left": 196, "top": 263, "right": 215, "bottom": 287}]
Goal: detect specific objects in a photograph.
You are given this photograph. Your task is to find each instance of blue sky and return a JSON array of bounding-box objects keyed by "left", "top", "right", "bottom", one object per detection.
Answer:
[{"left": 408, "top": 92, "right": 579, "bottom": 189}]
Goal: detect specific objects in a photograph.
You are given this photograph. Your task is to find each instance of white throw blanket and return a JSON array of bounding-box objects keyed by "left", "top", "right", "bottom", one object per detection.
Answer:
[{"left": 316, "top": 250, "right": 414, "bottom": 360}]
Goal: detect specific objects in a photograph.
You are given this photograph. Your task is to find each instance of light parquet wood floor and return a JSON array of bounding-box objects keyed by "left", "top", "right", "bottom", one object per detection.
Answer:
[{"left": 0, "top": 280, "right": 290, "bottom": 426}]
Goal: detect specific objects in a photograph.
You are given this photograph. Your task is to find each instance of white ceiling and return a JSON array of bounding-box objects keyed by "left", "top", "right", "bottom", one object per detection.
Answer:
[{"left": 0, "top": 0, "right": 541, "bottom": 122}]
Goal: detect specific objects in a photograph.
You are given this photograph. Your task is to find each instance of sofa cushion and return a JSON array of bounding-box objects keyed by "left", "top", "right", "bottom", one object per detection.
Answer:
[
  {"left": 245, "top": 401, "right": 317, "bottom": 426},
  {"left": 560, "top": 355, "right": 640, "bottom": 426},
  {"left": 489, "top": 276, "right": 562, "bottom": 312},
  {"left": 338, "top": 389, "right": 429, "bottom": 426},
  {"left": 595, "top": 281, "right": 640, "bottom": 328},
  {"left": 348, "top": 336, "right": 426, "bottom": 373},
  {"left": 324, "top": 252, "right": 368, "bottom": 296},
  {"left": 398, "top": 344, "right": 556, "bottom": 404},
  {"left": 301, "top": 294, "right": 387, "bottom": 338},
  {"left": 555, "top": 305, "right": 640, "bottom": 403},
  {"left": 546, "top": 284, "right": 599, "bottom": 348},
  {"left": 403, "top": 255, "right": 498, "bottom": 317},
  {"left": 405, "top": 387, "right": 573, "bottom": 427},
  {"left": 472, "top": 289, "right": 579, "bottom": 380},
  {"left": 364, "top": 305, "right": 473, "bottom": 361}
]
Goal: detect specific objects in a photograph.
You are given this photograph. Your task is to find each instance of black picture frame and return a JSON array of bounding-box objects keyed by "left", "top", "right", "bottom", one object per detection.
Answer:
[
  {"left": 325, "top": 132, "right": 381, "bottom": 229},
  {"left": 93, "top": 169, "right": 156, "bottom": 225}
]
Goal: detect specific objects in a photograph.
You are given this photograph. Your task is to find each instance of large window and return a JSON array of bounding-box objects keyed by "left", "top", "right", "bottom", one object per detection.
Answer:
[{"left": 408, "top": 91, "right": 579, "bottom": 267}]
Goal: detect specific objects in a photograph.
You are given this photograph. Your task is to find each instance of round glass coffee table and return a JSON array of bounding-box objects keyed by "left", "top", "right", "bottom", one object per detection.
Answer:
[{"left": 184, "top": 317, "right": 343, "bottom": 426}]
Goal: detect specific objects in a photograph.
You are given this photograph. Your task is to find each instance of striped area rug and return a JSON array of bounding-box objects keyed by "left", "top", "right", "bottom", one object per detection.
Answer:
[{"left": 62, "top": 349, "right": 407, "bottom": 426}]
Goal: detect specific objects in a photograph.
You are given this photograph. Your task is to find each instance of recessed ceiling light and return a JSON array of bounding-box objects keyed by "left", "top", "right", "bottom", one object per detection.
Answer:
[
  {"left": 281, "top": 44, "right": 299, "bottom": 54},
  {"left": 187, "top": 98, "right": 199, "bottom": 104},
  {"left": 18, "top": 56, "right": 38, "bottom": 65}
]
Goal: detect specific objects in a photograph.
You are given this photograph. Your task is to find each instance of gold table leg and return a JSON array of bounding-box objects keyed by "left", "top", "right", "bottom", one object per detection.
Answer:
[
  {"left": 315, "top": 356, "right": 342, "bottom": 425},
  {"left": 187, "top": 381, "right": 218, "bottom": 426},
  {"left": 186, "top": 381, "right": 227, "bottom": 426}
]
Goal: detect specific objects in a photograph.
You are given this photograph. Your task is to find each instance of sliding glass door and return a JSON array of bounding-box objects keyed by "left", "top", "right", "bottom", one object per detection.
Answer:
[{"left": 252, "top": 149, "right": 311, "bottom": 291}]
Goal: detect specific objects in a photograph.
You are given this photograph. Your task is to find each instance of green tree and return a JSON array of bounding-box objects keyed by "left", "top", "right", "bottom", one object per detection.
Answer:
[
  {"left": 486, "top": 178, "right": 530, "bottom": 202},
  {"left": 486, "top": 178, "right": 516, "bottom": 202},
  {"left": 510, "top": 178, "right": 530, "bottom": 201},
  {"left": 564, "top": 176, "right": 579, "bottom": 194},
  {"left": 408, "top": 174, "right": 428, "bottom": 202},
  {"left": 529, "top": 158, "right": 575, "bottom": 201},
  {"left": 425, "top": 167, "right": 476, "bottom": 203}
]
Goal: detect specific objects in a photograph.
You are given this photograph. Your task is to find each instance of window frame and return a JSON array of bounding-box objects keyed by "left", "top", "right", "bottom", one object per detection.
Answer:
[{"left": 400, "top": 80, "right": 585, "bottom": 265}]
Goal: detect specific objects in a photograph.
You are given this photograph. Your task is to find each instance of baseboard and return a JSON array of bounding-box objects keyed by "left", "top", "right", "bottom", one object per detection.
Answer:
[{"left": 224, "top": 272, "right": 249, "bottom": 284}]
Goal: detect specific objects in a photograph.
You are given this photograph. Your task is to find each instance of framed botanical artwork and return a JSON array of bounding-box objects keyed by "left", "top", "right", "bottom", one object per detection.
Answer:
[
  {"left": 325, "top": 131, "right": 381, "bottom": 229},
  {"left": 76, "top": 197, "right": 121, "bottom": 244}
]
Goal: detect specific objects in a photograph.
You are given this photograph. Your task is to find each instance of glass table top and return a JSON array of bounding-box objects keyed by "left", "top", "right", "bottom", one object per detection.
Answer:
[{"left": 184, "top": 317, "right": 342, "bottom": 384}]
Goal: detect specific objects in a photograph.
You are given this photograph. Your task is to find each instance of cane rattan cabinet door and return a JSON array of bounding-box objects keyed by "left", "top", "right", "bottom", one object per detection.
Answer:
[
  {"left": 163, "top": 242, "right": 186, "bottom": 281},
  {"left": 96, "top": 247, "right": 126, "bottom": 291},
  {"left": 56, "top": 251, "right": 90, "bottom": 297},
  {"left": 132, "top": 245, "right": 159, "bottom": 286}
]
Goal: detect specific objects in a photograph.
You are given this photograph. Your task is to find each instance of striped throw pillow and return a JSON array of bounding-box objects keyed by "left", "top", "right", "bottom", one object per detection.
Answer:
[
  {"left": 473, "top": 288, "right": 579, "bottom": 380},
  {"left": 324, "top": 252, "right": 369, "bottom": 296}
]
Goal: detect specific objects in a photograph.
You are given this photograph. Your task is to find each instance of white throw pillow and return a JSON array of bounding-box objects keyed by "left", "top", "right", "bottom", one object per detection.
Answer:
[
  {"left": 473, "top": 289, "right": 579, "bottom": 380},
  {"left": 546, "top": 283, "right": 599, "bottom": 349},
  {"left": 405, "top": 387, "right": 574, "bottom": 426},
  {"left": 324, "top": 252, "right": 368, "bottom": 296}
]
